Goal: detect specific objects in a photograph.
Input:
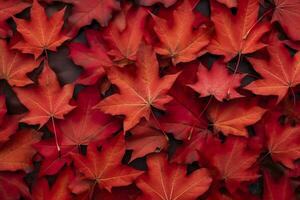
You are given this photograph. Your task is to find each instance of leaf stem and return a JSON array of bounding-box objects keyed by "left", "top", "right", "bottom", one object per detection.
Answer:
[
  {"left": 51, "top": 116, "right": 61, "bottom": 157},
  {"left": 243, "top": 8, "right": 274, "bottom": 40},
  {"left": 227, "top": 52, "right": 242, "bottom": 97}
]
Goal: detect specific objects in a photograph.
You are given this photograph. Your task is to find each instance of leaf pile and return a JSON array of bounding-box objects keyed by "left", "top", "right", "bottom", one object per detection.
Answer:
[{"left": 1, "top": 0, "right": 300, "bottom": 199}]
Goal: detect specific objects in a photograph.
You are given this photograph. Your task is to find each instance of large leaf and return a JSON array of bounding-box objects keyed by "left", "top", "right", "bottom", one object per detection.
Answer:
[
  {"left": 208, "top": 0, "right": 269, "bottom": 61},
  {"left": 71, "top": 134, "right": 143, "bottom": 192},
  {"left": 136, "top": 153, "right": 212, "bottom": 200},
  {"left": 95, "top": 45, "right": 179, "bottom": 131},
  {"left": 13, "top": 0, "right": 69, "bottom": 58}
]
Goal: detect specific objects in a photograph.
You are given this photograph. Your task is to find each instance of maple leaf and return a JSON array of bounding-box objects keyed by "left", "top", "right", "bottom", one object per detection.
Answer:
[
  {"left": 104, "top": 4, "right": 148, "bottom": 66},
  {"left": 71, "top": 134, "right": 144, "bottom": 192},
  {"left": 0, "top": 172, "right": 30, "bottom": 200},
  {"left": 32, "top": 167, "right": 74, "bottom": 200},
  {"left": 263, "top": 170, "right": 296, "bottom": 200},
  {"left": 0, "top": 39, "right": 41, "bottom": 86},
  {"left": 0, "top": 129, "right": 41, "bottom": 172},
  {"left": 53, "top": 86, "right": 121, "bottom": 147},
  {"left": 95, "top": 45, "right": 179, "bottom": 132},
  {"left": 69, "top": 30, "right": 112, "bottom": 85},
  {"left": 137, "top": 0, "right": 177, "bottom": 7},
  {"left": 245, "top": 40, "right": 300, "bottom": 103},
  {"left": 208, "top": 0, "right": 269, "bottom": 61},
  {"left": 208, "top": 137, "right": 259, "bottom": 190},
  {"left": 264, "top": 116, "right": 300, "bottom": 169},
  {"left": 272, "top": 0, "right": 300, "bottom": 41},
  {"left": 152, "top": 0, "right": 211, "bottom": 64},
  {"left": 208, "top": 99, "right": 266, "bottom": 137},
  {"left": 188, "top": 60, "right": 244, "bottom": 101},
  {"left": 0, "top": 0, "right": 30, "bottom": 38},
  {"left": 63, "top": 0, "right": 120, "bottom": 35},
  {"left": 136, "top": 153, "right": 212, "bottom": 200},
  {"left": 13, "top": 0, "right": 69, "bottom": 59},
  {"left": 14, "top": 62, "right": 75, "bottom": 128},
  {"left": 126, "top": 120, "right": 168, "bottom": 161}
]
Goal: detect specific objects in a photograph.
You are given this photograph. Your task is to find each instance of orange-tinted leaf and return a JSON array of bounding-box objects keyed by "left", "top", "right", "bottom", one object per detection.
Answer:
[
  {"left": 265, "top": 117, "right": 300, "bottom": 169},
  {"left": 208, "top": 0, "right": 269, "bottom": 61},
  {"left": 152, "top": 0, "right": 211, "bottom": 64},
  {"left": 136, "top": 153, "right": 212, "bottom": 200},
  {"left": 126, "top": 120, "right": 168, "bottom": 161},
  {"left": 0, "top": 129, "right": 41, "bottom": 172},
  {"left": 71, "top": 135, "right": 143, "bottom": 192},
  {"left": 14, "top": 62, "right": 75, "bottom": 127},
  {"left": 272, "top": 0, "right": 300, "bottom": 41},
  {"left": 0, "top": 0, "right": 30, "bottom": 38},
  {"left": 208, "top": 99, "right": 266, "bottom": 137},
  {"left": 95, "top": 45, "right": 179, "bottom": 131},
  {"left": 0, "top": 39, "right": 41, "bottom": 86},
  {"left": 13, "top": 0, "right": 69, "bottom": 58},
  {"left": 105, "top": 4, "right": 148, "bottom": 66},
  {"left": 245, "top": 41, "right": 300, "bottom": 103},
  {"left": 188, "top": 60, "right": 244, "bottom": 101}
]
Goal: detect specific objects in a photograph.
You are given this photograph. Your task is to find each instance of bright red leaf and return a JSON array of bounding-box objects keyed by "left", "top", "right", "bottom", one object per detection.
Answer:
[
  {"left": 13, "top": 0, "right": 69, "bottom": 58},
  {"left": 71, "top": 134, "right": 143, "bottom": 192},
  {"left": 245, "top": 40, "right": 300, "bottom": 103},
  {"left": 188, "top": 60, "right": 244, "bottom": 101},
  {"left": 14, "top": 62, "right": 75, "bottom": 127},
  {"left": 95, "top": 45, "right": 179, "bottom": 131},
  {"left": 208, "top": 0, "right": 269, "bottom": 61},
  {"left": 208, "top": 99, "right": 266, "bottom": 137},
  {"left": 152, "top": 0, "right": 211, "bottom": 64},
  {"left": 0, "top": 39, "right": 41, "bottom": 86}
]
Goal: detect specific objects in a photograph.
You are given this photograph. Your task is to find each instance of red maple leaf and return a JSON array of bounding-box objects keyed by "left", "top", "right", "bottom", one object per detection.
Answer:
[
  {"left": 136, "top": 153, "right": 212, "bottom": 200},
  {"left": 71, "top": 134, "right": 143, "bottom": 193},
  {"left": 13, "top": 0, "right": 69, "bottom": 58}
]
